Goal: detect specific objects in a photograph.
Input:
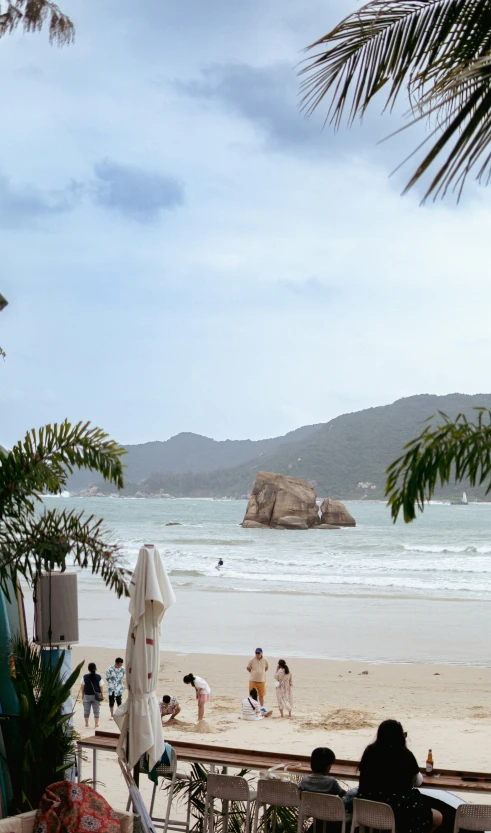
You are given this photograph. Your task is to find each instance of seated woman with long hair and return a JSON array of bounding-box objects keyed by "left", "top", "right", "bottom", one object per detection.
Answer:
[{"left": 358, "top": 720, "right": 442, "bottom": 833}]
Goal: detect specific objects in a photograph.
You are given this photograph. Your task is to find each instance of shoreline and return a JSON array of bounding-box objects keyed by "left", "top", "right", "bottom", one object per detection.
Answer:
[{"left": 39, "top": 589, "right": 491, "bottom": 666}]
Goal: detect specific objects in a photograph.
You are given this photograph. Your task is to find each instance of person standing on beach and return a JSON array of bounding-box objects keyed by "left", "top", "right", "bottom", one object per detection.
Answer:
[
  {"left": 274, "top": 659, "right": 293, "bottom": 717},
  {"left": 247, "top": 648, "right": 268, "bottom": 706},
  {"left": 183, "top": 673, "right": 211, "bottom": 722},
  {"left": 81, "top": 662, "right": 104, "bottom": 729},
  {"left": 105, "top": 657, "right": 125, "bottom": 720}
]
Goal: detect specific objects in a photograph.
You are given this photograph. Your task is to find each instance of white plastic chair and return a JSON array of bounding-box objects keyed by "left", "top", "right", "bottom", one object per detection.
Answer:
[
  {"left": 351, "top": 798, "right": 396, "bottom": 833},
  {"left": 297, "top": 791, "right": 346, "bottom": 833},
  {"left": 253, "top": 779, "right": 299, "bottom": 833},
  {"left": 204, "top": 773, "right": 255, "bottom": 833},
  {"left": 453, "top": 803, "right": 491, "bottom": 833}
]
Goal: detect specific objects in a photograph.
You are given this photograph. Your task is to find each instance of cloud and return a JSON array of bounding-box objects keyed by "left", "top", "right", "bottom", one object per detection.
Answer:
[
  {"left": 91, "top": 159, "right": 184, "bottom": 223},
  {"left": 0, "top": 174, "right": 80, "bottom": 228},
  {"left": 179, "top": 61, "right": 430, "bottom": 177}
]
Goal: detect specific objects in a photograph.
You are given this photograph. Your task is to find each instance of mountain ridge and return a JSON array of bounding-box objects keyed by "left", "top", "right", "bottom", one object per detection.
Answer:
[{"left": 70, "top": 393, "right": 491, "bottom": 500}]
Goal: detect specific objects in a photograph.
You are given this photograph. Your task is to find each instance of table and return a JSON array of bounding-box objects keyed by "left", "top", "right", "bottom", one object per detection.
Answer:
[{"left": 76, "top": 732, "right": 491, "bottom": 795}]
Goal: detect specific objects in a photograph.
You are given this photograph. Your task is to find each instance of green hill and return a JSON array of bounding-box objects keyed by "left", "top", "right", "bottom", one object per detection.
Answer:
[{"left": 74, "top": 393, "right": 491, "bottom": 500}]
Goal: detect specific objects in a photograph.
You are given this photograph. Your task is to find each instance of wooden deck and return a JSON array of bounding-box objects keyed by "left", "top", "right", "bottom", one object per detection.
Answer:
[{"left": 76, "top": 731, "right": 491, "bottom": 794}]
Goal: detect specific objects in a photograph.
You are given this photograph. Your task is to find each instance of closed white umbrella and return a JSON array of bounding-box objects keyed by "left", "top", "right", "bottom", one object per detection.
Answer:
[{"left": 114, "top": 544, "right": 176, "bottom": 770}]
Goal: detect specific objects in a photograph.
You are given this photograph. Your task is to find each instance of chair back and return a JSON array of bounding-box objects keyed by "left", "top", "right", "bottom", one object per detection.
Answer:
[
  {"left": 207, "top": 774, "right": 251, "bottom": 802},
  {"left": 454, "top": 803, "right": 491, "bottom": 833},
  {"left": 352, "top": 799, "right": 395, "bottom": 833},
  {"left": 257, "top": 779, "right": 300, "bottom": 808},
  {"left": 300, "top": 792, "right": 346, "bottom": 822}
]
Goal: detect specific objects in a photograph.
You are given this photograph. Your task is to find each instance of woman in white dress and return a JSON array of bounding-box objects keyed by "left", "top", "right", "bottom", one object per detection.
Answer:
[{"left": 274, "top": 659, "right": 293, "bottom": 717}]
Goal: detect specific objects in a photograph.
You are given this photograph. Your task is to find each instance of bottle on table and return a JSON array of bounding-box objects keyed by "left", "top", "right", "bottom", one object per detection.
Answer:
[{"left": 426, "top": 749, "right": 434, "bottom": 775}]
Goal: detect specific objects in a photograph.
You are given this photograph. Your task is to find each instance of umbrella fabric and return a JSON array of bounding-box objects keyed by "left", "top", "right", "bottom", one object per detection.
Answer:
[{"left": 114, "top": 545, "right": 176, "bottom": 769}]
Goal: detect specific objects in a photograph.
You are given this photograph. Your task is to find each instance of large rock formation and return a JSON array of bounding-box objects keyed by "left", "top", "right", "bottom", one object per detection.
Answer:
[
  {"left": 320, "top": 498, "right": 356, "bottom": 527},
  {"left": 242, "top": 471, "right": 319, "bottom": 528},
  {"left": 242, "top": 472, "right": 356, "bottom": 529}
]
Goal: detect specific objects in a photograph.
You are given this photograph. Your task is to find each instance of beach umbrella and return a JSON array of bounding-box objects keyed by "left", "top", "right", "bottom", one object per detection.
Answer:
[{"left": 114, "top": 544, "right": 176, "bottom": 770}]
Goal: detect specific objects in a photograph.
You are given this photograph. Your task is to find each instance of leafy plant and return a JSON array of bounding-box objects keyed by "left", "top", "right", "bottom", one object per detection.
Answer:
[
  {"left": 5, "top": 637, "right": 83, "bottom": 811},
  {"left": 0, "top": 0, "right": 74, "bottom": 44},
  {"left": 386, "top": 408, "right": 491, "bottom": 521},
  {"left": 301, "top": 0, "right": 491, "bottom": 200},
  {"left": 0, "top": 421, "right": 129, "bottom": 598}
]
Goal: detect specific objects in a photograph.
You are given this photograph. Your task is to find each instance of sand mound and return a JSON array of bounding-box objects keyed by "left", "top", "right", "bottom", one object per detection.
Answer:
[
  {"left": 169, "top": 718, "right": 220, "bottom": 734},
  {"left": 468, "top": 707, "right": 491, "bottom": 719},
  {"left": 298, "top": 709, "right": 375, "bottom": 731}
]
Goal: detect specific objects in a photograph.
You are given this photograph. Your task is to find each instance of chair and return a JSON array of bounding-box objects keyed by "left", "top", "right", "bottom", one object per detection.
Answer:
[
  {"left": 204, "top": 773, "right": 256, "bottom": 833},
  {"left": 124, "top": 749, "right": 191, "bottom": 833},
  {"left": 297, "top": 792, "right": 346, "bottom": 833},
  {"left": 253, "top": 779, "right": 300, "bottom": 833},
  {"left": 351, "top": 798, "right": 396, "bottom": 833},
  {"left": 453, "top": 803, "right": 491, "bottom": 833}
]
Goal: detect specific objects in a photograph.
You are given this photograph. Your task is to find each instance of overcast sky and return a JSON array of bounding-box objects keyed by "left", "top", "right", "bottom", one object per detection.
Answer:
[{"left": 1, "top": 0, "right": 491, "bottom": 448}]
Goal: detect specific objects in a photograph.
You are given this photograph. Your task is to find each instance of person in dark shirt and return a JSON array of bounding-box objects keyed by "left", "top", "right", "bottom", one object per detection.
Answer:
[
  {"left": 299, "top": 747, "right": 345, "bottom": 796},
  {"left": 358, "top": 720, "right": 442, "bottom": 833},
  {"left": 81, "top": 662, "right": 104, "bottom": 729}
]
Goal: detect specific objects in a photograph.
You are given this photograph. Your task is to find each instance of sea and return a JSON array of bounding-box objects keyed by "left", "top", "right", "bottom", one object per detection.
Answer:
[{"left": 30, "top": 497, "right": 491, "bottom": 666}]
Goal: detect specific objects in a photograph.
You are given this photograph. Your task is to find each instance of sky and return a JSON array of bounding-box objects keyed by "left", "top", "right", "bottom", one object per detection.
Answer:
[{"left": 1, "top": 0, "right": 491, "bottom": 448}]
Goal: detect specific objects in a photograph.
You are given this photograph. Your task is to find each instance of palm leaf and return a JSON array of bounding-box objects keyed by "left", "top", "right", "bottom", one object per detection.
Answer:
[
  {"left": 386, "top": 408, "right": 491, "bottom": 521},
  {"left": 0, "top": 0, "right": 74, "bottom": 44},
  {"left": 300, "top": 0, "right": 491, "bottom": 199}
]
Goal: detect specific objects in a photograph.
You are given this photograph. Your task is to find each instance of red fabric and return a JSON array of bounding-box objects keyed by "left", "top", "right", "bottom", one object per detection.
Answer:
[{"left": 35, "top": 782, "right": 120, "bottom": 833}]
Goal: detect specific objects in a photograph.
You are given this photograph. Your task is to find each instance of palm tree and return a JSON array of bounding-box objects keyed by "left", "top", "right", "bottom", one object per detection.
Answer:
[
  {"left": 301, "top": 0, "right": 491, "bottom": 200},
  {"left": 385, "top": 408, "right": 491, "bottom": 521},
  {"left": 0, "top": 0, "right": 74, "bottom": 44},
  {"left": 0, "top": 420, "right": 129, "bottom": 598}
]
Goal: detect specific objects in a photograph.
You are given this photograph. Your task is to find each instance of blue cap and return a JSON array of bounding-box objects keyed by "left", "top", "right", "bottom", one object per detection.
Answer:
[{"left": 255, "top": 648, "right": 263, "bottom": 653}]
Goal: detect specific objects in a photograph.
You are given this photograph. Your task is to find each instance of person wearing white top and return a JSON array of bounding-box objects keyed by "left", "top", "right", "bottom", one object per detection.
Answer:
[
  {"left": 242, "top": 687, "right": 273, "bottom": 721},
  {"left": 183, "top": 673, "right": 211, "bottom": 721}
]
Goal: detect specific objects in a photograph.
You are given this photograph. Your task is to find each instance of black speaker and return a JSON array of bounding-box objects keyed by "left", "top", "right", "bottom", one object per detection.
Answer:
[{"left": 34, "top": 572, "right": 79, "bottom": 646}]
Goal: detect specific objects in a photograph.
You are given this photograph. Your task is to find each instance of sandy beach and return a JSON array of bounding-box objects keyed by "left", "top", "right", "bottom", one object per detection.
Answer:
[{"left": 72, "top": 646, "right": 491, "bottom": 812}]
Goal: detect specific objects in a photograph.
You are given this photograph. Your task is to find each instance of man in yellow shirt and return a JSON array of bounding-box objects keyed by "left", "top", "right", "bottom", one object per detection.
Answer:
[{"left": 246, "top": 648, "right": 269, "bottom": 706}]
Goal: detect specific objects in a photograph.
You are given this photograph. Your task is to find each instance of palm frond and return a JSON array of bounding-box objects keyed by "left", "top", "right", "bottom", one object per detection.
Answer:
[
  {"left": 0, "top": 421, "right": 129, "bottom": 597},
  {"left": 0, "top": 0, "right": 74, "bottom": 44},
  {"left": 386, "top": 408, "right": 491, "bottom": 521},
  {"left": 300, "top": 0, "right": 491, "bottom": 198}
]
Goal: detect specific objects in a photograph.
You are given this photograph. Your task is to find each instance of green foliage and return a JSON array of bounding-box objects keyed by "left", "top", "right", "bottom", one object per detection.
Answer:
[
  {"left": 301, "top": 0, "right": 491, "bottom": 200},
  {"left": 0, "top": 420, "right": 129, "bottom": 597},
  {"left": 0, "top": 0, "right": 74, "bottom": 44},
  {"left": 6, "top": 637, "right": 82, "bottom": 811},
  {"left": 386, "top": 408, "right": 491, "bottom": 522}
]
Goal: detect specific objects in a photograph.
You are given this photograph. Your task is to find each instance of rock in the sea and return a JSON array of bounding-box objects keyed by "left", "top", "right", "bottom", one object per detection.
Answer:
[
  {"left": 320, "top": 498, "right": 356, "bottom": 527},
  {"left": 277, "top": 515, "right": 309, "bottom": 530},
  {"left": 314, "top": 524, "right": 342, "bottom": 530},
  {"left": 242, "top": 520, "right": 270, "bottom": 529},
  {"left": 243, "top": 471, "right": 320, "bottom": 528},
  {"left": 165, "top": 522, "right": 182, "bottom": 526}
]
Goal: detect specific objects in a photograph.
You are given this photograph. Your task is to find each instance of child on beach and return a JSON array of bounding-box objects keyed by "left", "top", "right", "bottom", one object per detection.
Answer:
[
  {"left": 183, "top": 673, "right": 211, "bottom": 721},
  {"left": 159, "top": 694, "right": 181, "bottom": 721}
]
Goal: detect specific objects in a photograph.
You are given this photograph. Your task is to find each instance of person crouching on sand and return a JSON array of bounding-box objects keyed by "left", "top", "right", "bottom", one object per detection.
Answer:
[
  {"left": 160, "top": 694, "right": 181, "bottom": 722},
  {"left": 183, "top": 673, "right": 211, "bottom": 721},
  {"left": 242, "top": 687, "right": 273, "bottom": 720}
]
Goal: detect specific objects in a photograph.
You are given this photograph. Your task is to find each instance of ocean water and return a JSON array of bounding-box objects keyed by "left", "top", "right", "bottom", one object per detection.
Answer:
[
  {"left": 60, "top": 497, "right": 491, "bottom": 602},
  {"left": 34, "top": 497, "right": 491, "bottom": 664}
]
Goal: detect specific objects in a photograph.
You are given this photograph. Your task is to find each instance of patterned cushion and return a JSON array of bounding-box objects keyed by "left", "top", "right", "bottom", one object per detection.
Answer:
[{"left": 35, "top": 782, "right": 120, "bottom": 833}]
